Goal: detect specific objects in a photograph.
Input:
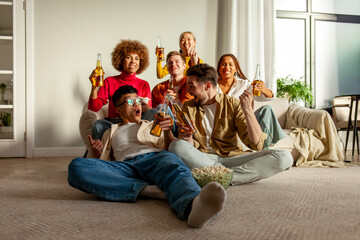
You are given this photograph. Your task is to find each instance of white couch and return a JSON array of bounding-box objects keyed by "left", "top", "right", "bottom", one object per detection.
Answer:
[{"left": 80, "top": 98, "right": 340, "bottom": 162}]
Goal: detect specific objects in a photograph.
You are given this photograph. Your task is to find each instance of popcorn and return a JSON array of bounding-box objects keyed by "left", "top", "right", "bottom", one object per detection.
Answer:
[{"left": 191, "top": 165, "right": 233, "bottom": 190}]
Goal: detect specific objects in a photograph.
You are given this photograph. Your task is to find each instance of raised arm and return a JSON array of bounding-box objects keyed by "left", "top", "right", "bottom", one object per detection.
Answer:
[{"left": 239, "top": 90, "right": 263, "bottom": 145}]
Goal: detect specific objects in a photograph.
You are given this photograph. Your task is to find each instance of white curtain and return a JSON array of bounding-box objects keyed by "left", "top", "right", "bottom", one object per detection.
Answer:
[{"left": 216, "top": 0, "right": 276, "bottom": 94}]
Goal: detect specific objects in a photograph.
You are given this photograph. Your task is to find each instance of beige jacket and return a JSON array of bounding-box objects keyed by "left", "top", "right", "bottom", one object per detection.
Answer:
[
  {"left": 182, "top": 93, "right": 267, "bottom": 156},
  {"left": 99, "top": 120, "right": 165, "bottom": 161}
]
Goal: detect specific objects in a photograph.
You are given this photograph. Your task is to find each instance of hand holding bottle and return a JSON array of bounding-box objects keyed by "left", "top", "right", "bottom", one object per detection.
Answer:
[
  {"left": 254, "top": 80, "right": 265, "bottom": 93},
  {"left": 158, "top": 114, "right": 174, "bottom": 132},
  {"left": 165, "top": 89, "right": 176, "bottom": 100},
  {"left": 176, "top": 121, "right": 195, "bottom": 144},
  {"left": 89, "top": 53, "right": 105, "bottom": 87}
]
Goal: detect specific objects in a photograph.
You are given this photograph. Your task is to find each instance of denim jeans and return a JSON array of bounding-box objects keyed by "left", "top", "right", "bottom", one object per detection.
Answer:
[
  {"left": 67, "top": 151, "right": 201, "bottom": 220},
  {"left": 169, "top": 139, "right": 293, "bottom": 185},
  {"left": 255, "top": 105, "right": 285, "bottom": 148}
]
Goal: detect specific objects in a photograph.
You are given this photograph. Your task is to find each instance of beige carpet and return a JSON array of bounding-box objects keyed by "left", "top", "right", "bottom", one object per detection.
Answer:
[{"left": 0, "top": 158, "right": 359, "bottom": 240}]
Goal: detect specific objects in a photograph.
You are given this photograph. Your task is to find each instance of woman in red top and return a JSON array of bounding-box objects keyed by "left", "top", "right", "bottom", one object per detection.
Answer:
[{"left": 88, "top": 39, "right": 156, "bottom": 140}]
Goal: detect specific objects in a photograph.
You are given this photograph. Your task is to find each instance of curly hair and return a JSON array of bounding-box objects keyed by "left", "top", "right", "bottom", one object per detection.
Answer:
[{"left": 111, "top": 39, "right": 149, "bottom": 74}]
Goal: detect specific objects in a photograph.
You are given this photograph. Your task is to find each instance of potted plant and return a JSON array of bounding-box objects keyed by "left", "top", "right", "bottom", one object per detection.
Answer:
[
  {"left": 0, "top": 111, "right": 12, "bottom": 126},
  {"left": 276, "top": 76, "right": 313, "bottom": 106}
]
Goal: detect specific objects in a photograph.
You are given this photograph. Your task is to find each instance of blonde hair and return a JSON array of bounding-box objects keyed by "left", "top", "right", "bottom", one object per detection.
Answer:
[{"left": 166, "top": 51, "right": 186, "bottom": 64}]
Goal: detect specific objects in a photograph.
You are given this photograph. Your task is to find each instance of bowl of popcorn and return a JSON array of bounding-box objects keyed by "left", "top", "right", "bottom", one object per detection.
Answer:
[{"left": 191, "top": 165, "right": 234, "bottom": 190}]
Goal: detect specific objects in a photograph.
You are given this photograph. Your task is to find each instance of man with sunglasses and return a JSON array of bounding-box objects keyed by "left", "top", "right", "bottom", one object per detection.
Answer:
[{"left": 68, "top": 85, "right": 227, "bottom": 228}]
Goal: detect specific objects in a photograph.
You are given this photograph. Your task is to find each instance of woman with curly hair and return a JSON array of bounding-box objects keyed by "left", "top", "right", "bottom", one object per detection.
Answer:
[
  {"left": 156, "top": 31, "right": 204, "bottom": 79},
  {"left": 216, "top": 54, "right": 285, "bottom": 149},
  {"left": 88, "top": 39, "right": 156, "bottom": 140}
]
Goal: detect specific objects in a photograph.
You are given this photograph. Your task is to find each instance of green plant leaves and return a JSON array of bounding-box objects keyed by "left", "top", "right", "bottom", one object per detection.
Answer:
[
  {"left": 276, "top": 76, "right": 313, "bottom": 106},
  {"left": 0, "top": 111, "right": 11, "bottom": 126}
]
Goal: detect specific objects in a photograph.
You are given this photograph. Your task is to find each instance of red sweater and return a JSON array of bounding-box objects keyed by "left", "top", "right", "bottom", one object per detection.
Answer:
[{"left": 88, "top": 72, "right": 152, "bottom": 118}]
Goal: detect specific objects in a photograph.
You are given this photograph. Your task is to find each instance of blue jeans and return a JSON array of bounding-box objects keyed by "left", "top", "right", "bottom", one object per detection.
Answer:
[
  {"left": 67, "top": 151, "right": 201, "bottom": 220},
  {"left": 255, "top": 105, "right": 285, "bottom": 148}
]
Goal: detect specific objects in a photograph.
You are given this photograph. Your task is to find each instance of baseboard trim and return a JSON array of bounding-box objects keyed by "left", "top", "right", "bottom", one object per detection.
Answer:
[{"left": 33, "top": 147, "right": 85, "bottom": 158}]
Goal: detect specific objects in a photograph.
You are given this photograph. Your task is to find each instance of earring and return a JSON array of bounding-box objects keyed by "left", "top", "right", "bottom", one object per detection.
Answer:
[{"left": 234, "top": 72, "right": 238, "bottom": 77}]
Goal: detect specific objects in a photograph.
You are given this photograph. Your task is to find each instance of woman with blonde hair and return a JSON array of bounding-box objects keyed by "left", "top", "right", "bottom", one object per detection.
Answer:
[
  {"left": 216, "top": 53, "right": 284, "bottom": 149},
  {"left": 156, "top": 31, "right": 203, "bottom": 79}
]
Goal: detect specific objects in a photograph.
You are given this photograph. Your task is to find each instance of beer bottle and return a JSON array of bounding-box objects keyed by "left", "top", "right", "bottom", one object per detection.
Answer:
[
  {"left": 168, "top": 76, "right": 174, "bottom": 90},
  {"left": 150, "top": 97, "right": 169, "bottom": 137},
  {"left": 252, "top": 64, "right": 261, "bottom": 96},
  {"left": 91, "top": 53, "right": 104, "bottom": 87},
  {"left": 156, "top": 36, "right": 165, "bottom": 61},
  {"left": 167, "top": 94, "right": 196, "bottom": 134}
]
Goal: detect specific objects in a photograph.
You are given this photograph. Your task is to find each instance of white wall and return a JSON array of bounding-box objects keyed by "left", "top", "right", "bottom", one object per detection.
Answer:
[{"left": 33, "top": 0, "right": 218, "bottom": 151}]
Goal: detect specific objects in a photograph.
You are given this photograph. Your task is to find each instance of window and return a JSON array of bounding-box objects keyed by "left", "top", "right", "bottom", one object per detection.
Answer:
[{"left": 275, "top": 0, "right": 360, "bottom": 108}]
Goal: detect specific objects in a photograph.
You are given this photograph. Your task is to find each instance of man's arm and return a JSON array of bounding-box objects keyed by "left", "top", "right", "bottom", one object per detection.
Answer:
[{"left": 239, "top": 90, "right": 263, "bottom": 145}]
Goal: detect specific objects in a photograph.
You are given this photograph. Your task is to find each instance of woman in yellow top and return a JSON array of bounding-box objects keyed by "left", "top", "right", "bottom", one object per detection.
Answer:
[{"left": 156, "top": 31, "right": 203, "bottom": 79}]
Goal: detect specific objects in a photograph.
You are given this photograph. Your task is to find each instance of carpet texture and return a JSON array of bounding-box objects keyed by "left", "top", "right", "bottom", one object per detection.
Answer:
[{"left": 0, "top": 158, "right": 359, "bottom": 240}]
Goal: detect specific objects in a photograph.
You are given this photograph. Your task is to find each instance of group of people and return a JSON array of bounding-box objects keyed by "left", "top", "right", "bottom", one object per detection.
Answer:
[{"left": 67, "top": 32, "right": 294, "bottom": 228}]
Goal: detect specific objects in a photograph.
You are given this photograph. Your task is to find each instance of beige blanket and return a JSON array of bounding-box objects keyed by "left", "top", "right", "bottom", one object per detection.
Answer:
[{"left": 286, "top": 104, "right": 346, "bottom": 167}]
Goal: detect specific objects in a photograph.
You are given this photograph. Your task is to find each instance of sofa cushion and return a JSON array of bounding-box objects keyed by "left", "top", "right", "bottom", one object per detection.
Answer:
[{"left": 254, "top": 98, "right": 289, "bottom": 128}]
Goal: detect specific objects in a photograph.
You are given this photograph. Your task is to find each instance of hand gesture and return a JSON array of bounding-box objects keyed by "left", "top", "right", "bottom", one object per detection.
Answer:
[
  {"left": 88, "top": 135, "right": 103, "bottom": 158},
  {"left": 187, "top": 46, "right": 198, "bottom": 65},
  {"left": 239, "top": 90, "right": 254, "bottom": 115}
]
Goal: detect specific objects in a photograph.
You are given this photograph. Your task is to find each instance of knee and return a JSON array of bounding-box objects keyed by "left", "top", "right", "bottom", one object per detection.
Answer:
[
  {"left": 168, "top": 139, "right": 192, "bottom": 156},
  {"left": 256, "top": 105, "right": 273, "bottom": 116},
  {"left": 157, "top": 151, "right": 188, "bottom": 170},
  {"left": 68, "top": 157, "right": 85, "bottom": 174},
  {"left": 261, "top": 105, "right": 272, "bottom": 111},
  {"left": 273, "top": 150, "right": 293, "bottom": 171}
]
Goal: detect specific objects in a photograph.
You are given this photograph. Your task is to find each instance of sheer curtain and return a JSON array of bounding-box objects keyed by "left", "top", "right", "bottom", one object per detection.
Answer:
[{"left": 216, "top": 0, "right": 277, "bottom": 93}]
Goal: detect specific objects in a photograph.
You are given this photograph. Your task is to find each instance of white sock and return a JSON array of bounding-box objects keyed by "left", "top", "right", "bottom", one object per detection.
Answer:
[{"left": 187, "top": 182, "right": 226, "bottom": 228}]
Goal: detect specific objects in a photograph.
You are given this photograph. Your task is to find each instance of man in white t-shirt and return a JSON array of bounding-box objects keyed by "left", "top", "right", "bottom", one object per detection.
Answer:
[
  {"left": 160, "top": 64, "right": 293, "bottom": 185},
  {"left": 67, "top": 85, "right": 226, "bottom": 228}
]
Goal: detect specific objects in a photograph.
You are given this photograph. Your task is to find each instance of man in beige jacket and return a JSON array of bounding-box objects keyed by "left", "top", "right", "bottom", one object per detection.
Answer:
[{"left": 160, "top": 64, "right": 293, "bottom": 185}]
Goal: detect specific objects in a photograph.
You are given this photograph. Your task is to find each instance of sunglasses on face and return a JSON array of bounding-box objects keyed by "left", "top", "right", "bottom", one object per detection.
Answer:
[{"left": 116, "top": 97, "right": 142, "bottom": 107}]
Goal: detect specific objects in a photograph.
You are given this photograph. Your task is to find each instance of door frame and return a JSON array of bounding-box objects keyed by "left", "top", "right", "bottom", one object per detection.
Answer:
[{"left": 25, "top": 0, "right": 34, "bottom": 158}]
